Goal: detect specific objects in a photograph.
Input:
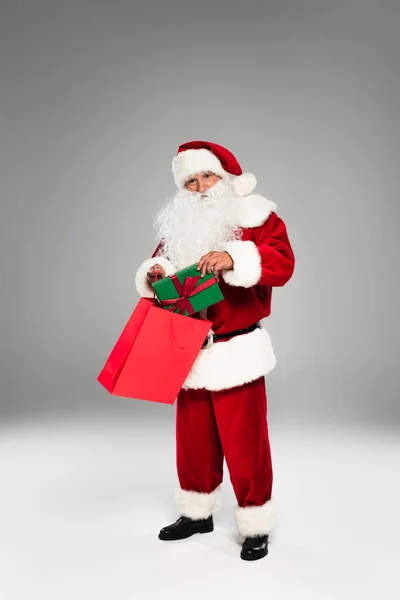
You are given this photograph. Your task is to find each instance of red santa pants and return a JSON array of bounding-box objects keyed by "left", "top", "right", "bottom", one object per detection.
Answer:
[{"left": 176, "top": 376, "right": 273, "bottom": 509}]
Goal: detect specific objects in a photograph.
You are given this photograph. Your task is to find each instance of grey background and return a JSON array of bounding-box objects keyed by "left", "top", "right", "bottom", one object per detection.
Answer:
[{"left": 1, "top": 0, "right": 399, "bottom": 426}]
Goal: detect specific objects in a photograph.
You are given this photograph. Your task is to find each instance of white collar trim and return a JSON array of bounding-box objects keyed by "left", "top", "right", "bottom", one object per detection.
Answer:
[{"left": 232, "top": 194, "right": 277, "bottom": 228}]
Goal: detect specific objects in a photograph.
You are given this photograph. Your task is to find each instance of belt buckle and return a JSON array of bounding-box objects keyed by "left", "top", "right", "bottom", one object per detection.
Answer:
[{"left": 201, "top": 333, "right": 214, "bottom": 350}]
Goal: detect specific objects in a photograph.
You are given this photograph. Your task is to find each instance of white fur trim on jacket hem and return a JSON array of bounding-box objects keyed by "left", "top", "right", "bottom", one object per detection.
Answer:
[
  {"left": 134, "top": 256, "right": 176, "bottom": 297},
  {"left": 236, "top": 498, "right": 277, "bottom": 538},
  {"left": 175, "top": 486, "right": 222, "bottom": 520},
  {"left": 182, "top": 326, "right": 276, "bottom": 391},
  {"left": 222, "top": 240, "right": 262, "bottom": 288}
]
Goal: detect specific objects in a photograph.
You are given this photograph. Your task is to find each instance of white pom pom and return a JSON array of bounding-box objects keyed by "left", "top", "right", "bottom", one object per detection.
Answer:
[{"left": 231, "top": 172, "right": 257, "bottom": 196}]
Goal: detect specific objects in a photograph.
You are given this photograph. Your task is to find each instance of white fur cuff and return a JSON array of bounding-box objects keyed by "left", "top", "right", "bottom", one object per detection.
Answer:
[
  {"left": 236, "top": 498, "right": 277, "bottom": 538},
  {"left": 222, "top": 240, "right": 262, "bottom": 288},
  {"left": 134, "top": 256, "right": 176, "bottom": 297},
  {"left": 175, "top": 486, "right": 222, "bottom": 520}
]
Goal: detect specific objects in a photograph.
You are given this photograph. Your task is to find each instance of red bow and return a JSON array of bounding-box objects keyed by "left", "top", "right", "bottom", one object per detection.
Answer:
[{"left": 160, "top": 274, "right": 215, "bottom": 315}]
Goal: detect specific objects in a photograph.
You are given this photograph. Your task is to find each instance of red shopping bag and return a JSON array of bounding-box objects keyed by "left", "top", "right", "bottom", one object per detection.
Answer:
[{"left": 97, "top": 298, "right": 212, "bottom": 404}]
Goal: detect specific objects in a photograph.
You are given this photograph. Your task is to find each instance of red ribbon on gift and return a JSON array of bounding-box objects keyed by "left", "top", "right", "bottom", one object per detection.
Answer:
[{"left": 160, "top": 274, "right": 216, "bottom": 315}]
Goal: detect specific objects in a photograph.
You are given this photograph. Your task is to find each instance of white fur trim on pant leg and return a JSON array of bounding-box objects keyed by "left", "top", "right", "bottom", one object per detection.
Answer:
[
  {"left": 222, "top": 240, "right": 261, "bottom": 288},
  {"left": 175, "top": 486, "right": 222, "bottom": 520},
  {"left": 134, "top": 256, "right": 176, "bottom": 297},
  {"left": 235, "top": 498, "right": 277, "bottom": 538}
]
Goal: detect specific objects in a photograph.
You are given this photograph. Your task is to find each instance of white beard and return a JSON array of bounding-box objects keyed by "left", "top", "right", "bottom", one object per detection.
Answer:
[{"left": 154, "top": 175, "right": 242, "bottom": 270}]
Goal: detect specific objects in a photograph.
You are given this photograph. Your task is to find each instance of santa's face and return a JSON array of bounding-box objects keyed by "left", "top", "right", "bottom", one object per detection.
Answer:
[
  {"left": 154, "top": 175, "right": 241, "bottom": 270},
  {"left": 184, "top": 171, "right": 222, "bottom": 193}
]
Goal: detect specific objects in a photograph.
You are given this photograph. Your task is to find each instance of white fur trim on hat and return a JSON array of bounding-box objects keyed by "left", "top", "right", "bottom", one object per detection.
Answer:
[
  {"left": 236, "top": 498, "right": 277, "bottom": 539},
  {"left": 175, "top": 486, "right": 222, "bottom": 520},
  {"left": 134, "top": 256, "right": 176, "bottom": 297},
  {"left": 172, "top": 148, "right": 228, "bottom": 188},
  {"left": 231, "top": 172, "right": 257, "bottom": 196}
]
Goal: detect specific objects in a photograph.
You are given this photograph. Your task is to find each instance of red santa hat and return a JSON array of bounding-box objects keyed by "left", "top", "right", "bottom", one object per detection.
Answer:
[{"left": 172, "top": 140, "right": 257, "bottom": 197}]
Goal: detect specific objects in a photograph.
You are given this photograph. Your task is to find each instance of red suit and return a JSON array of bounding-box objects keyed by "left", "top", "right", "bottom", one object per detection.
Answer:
[{"left": 135, "top": 191, "right": 295, "bottom": 538}]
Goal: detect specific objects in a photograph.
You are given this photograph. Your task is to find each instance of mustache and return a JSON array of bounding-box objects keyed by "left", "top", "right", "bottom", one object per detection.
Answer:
[
  {"left": 186, "top": 176, "right": 233, "bottom": 198},
  {"left": 158, "top": 175, "right": 235, "bottom": 217}
]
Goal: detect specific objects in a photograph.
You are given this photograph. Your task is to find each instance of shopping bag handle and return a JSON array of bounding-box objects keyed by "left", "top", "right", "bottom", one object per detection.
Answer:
[
  {"left": 152, "top": 267, "right": 162, "bottom": 307},
  {"left": 171, "top": 316, "right": 197, "bottom": 350}
]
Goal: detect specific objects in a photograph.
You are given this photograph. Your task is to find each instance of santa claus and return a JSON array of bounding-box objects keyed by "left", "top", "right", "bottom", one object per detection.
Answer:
[{"left": 134, "top": 140, "right": 295, "bottom": 561}]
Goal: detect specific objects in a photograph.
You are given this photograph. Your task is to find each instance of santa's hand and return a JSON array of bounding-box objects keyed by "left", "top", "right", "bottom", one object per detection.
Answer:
[
  {"left": 146, "top": 264, "right": 166, "bottom": 283},
  {"left": 197, "top": 251, "right": 234, "bottom": 278}
]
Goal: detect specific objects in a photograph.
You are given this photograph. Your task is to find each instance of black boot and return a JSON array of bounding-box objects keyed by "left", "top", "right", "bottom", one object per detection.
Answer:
[
  {"left": 240, "top": 534, "right": 269, "bottom": 561},
  {"left": 158, "top": 515, "right": 214, "bottom": 541}
]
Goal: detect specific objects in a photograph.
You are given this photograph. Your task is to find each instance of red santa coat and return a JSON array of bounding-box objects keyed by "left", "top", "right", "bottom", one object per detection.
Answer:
[{"left": 135, "top": 193, "right": 295, "bottom": 392}]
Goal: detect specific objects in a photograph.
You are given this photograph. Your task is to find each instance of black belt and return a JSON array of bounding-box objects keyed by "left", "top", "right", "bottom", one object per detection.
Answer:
[{"left": 202, "top": 322, "right": 261, "bottom": 348}]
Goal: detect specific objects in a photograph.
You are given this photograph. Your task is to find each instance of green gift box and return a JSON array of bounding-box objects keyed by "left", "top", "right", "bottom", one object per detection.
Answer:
[{"left": 151, "top": 263, "right": 224, "bottom": 316}]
